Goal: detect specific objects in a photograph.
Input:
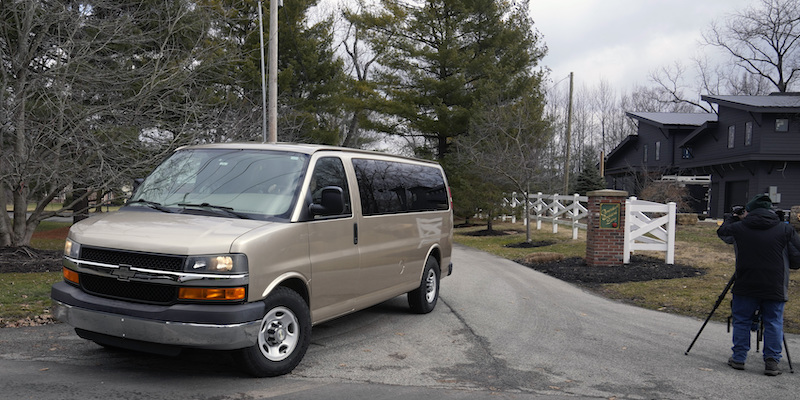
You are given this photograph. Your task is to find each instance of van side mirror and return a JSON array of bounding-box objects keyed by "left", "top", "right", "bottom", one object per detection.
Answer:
[
  {"left": 132, "top": 178, "right": 145, "bottom": 195},
  {"left": 309, "top": 186, "right": 345, "bottom": 216}
]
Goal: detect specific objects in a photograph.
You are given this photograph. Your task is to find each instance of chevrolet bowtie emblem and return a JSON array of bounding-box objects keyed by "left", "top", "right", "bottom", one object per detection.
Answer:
[{"left": 113, "top": 265, "right": 136, "bottom": 281}]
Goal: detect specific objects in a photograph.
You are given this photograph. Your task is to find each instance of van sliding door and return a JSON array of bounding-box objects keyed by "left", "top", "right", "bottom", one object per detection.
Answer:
[{"left": 306, "top": 156, "right": 360, "bottom": 322}]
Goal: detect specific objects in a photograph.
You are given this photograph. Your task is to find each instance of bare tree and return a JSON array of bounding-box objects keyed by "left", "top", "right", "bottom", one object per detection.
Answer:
[
  {"left": 334, "top": 0, "right": 386, "bottom": 148},
  {"left": 593, "top": 79, "right": 616, "bottom": 155},
  {"left": 455, "top": 94, "right": 552, "bottom": 240},
  {"left": 649, "top": 62, "right": 715, "bottom": 112},
  {"left": 1, "top": 1, "right": 219, "bottom": 248},
  {"left": 703, "top": 0, "right": 800, "bottom": 93}
]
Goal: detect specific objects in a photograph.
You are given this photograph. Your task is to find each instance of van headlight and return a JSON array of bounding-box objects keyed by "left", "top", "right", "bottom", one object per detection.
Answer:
[
  {"left": 64, "top": 238, "right": 81, "bottom": 258},
  {"left": 185, "top": 254, "right": 248, "bottom": 274}
]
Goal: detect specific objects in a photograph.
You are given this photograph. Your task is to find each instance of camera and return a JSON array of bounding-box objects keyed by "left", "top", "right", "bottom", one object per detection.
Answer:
[{"left": 731, "top": 205, "right": 745, "bottom": 216}]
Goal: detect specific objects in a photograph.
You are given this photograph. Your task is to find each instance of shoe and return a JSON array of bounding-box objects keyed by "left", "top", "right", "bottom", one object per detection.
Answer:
[
  {"left": 727, "top": 357, "right": 745, "bottom": 370},
  {"left": 765, "top": 358, "right": 782, "bottom": 376}
]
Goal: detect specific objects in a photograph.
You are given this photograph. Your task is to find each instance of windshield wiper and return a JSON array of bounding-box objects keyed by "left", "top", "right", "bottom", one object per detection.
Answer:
[
  {"left": 177, "top": 203, "right": 251, "bottom": 219},
  {"left": 127, "top": 199, "right": 174, "bottom": 213}
]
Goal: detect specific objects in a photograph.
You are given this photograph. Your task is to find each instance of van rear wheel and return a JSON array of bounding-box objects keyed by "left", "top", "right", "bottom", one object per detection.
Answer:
[
  {"left": 237, "top": 287, "right": 311, "bottom": 377},
  {"left": 408, "top": 257, "right": 440, "bottom": 314}
]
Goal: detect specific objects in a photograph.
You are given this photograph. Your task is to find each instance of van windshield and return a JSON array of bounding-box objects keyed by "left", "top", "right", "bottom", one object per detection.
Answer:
[{"left": 129, "top": 149, "right": 309, "bottom": 220}]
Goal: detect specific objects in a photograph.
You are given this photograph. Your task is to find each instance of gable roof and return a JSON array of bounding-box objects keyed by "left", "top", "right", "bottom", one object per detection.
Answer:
[
  {"left": 626, "top": 112, "right": 717, "bottom": 128},
  {"left": 604, "top": 134, "right": 638, "bottom": 162},
  {"left": 701, "top": 94, "right": 800, "bottom": 112},
  {"left": 678, "top": 121, "right": 717, "bottom": 148}
]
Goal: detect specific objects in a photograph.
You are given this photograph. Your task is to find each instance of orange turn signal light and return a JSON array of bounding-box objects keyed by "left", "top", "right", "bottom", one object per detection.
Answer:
[
  {"left": 178, "top": 287, "right": 246, "bottom": 301},
  {"left": 63, "top": 267, "right": 79, "bottom": 284}
]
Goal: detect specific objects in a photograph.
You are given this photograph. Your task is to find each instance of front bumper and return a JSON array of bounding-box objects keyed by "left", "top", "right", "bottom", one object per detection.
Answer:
[{"left": 51, "top": 281, "right": 264, "bottom": 350}]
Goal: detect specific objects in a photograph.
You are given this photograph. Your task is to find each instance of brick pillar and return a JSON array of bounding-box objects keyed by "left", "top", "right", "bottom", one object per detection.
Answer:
[{"left": 586, "top": 189, "right": 628, "bottom": 267}]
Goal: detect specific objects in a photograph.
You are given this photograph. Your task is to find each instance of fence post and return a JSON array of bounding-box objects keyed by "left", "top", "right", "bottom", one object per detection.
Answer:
[
  {"left": 667, "top": 201, "right": 676, "bottom": 264},
  {"left": 535, "top": 192, "right": 543, "bottom": 230},
  {"left": 572, "top": 193, "right": 580, "bottom": 240},
  {"left": 586, "top": 189, "right": 628, "bottom": 267},
  {"left": 551, "top": 194, "right": 559, "bottom": 234}
]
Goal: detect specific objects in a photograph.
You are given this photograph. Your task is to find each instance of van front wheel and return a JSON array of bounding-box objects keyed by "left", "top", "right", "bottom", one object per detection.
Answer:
[
  {"left": 237, "top": 287, "right": 311, "bottom": 377},
  {"left": 408, "top": 257, "right": 440, "bottom": 314}
]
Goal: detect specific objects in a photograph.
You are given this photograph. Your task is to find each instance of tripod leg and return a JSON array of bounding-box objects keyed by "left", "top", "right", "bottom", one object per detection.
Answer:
[
  {"left": 685, "top": 276, "right": 735, "bottom": 355},
  {"left": 756, "top": 317, "right": 763, "bottom": 353}
]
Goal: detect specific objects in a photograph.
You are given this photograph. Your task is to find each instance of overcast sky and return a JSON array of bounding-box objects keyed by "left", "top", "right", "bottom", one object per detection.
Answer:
[{"left": 530, "top": 0, "right": 756, "bottom": 94}]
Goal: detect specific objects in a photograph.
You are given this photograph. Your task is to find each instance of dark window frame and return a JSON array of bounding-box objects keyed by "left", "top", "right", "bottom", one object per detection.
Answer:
[
  {"left": 776, "top": 118, "right": 789, "bottom": 132},
  {"left": 728, "top": 125, "right": 735, "bottom": 149},
  {"left": 745, "top": 121, "right": 753, "bottom": 146}
]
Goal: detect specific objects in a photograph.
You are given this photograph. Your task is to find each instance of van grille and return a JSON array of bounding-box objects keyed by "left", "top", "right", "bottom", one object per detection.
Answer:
[
  {"left": 80, "top": 247, "right": 186, "bottom": 271},
  {"left": 77, "top": 246, "right": 184, "bottom": 304},
  {"left": 80, "top": 274, "right": 177, "bottom": 305}
]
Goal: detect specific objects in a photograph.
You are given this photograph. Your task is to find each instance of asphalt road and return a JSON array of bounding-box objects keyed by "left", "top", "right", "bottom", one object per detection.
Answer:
[{"left": 1, "top": 244, "right": 797, "bottom": 399}]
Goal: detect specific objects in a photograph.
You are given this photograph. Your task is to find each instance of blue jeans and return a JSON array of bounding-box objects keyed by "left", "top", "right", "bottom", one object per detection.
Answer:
[{"left": 730, "top": 294, "right": 785, "bottom": 363}]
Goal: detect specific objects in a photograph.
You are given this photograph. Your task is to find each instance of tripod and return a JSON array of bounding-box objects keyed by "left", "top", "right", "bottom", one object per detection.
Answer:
[{"left": 685, "top": 275, "right": 794, "bottom": 373}]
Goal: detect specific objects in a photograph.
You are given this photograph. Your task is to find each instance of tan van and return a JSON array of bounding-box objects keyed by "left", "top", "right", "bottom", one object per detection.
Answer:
[{"left": 51, "top": 143, "right": 453, "bottom": 377}]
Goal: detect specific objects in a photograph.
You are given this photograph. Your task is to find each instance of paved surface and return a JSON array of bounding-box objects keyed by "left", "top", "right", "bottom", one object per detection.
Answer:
[{"left": 1, "top": 244, "right": 798, "bottom": 399}]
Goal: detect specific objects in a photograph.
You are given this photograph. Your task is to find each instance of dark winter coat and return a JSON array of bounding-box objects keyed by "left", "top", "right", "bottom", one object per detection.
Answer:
[{"left": 717, "top": 208, "right": 800, "bottom": 302}]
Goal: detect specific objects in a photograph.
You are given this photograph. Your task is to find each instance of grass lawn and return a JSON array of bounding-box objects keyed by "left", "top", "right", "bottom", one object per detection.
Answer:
[
  {"left": 454, "top": 219, "right": 800, "bottom": 334},
  {"left": 0, "top": 221, "right": 70, "bottom": 327}
]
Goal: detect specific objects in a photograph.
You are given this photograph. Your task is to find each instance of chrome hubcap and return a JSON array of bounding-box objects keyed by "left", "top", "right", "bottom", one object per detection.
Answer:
[
  {"left": 424, "top": 269, "right": 437, "bottom": 303},
  {"left": 258, "top": 306, "right": 299, "bottom": 361}
]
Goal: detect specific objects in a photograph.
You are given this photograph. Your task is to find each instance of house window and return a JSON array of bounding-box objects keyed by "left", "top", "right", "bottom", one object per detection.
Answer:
[
  {"left": 776, "top": 118, "right": 789, "bottom": 132},
  {"left": 745, "top": 122, "right": 753, "bottom": 146},
  {"left": 728, "top": 125, "right": 735, "bottom": 148},
  {"left": 681, "top": 147, "right": 693, "bottom": 159},
  {"left": 643, "top": 144, "right": 648, "bottom": 163},
  {"left": 655, "top": 141, "right": 661, "bottom": 161}
]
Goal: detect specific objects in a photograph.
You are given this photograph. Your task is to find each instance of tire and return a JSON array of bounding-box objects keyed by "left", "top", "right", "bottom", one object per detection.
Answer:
[
  {"left": 237, "top": 287, "right": 311, "bottom": 377},
  {"left": 408, "top": 257, "right": 440, "bottom": 314}
]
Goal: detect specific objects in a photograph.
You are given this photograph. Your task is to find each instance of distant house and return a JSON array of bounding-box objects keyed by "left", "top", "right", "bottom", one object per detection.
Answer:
[{"left": 604, "top": 93, "right": 800, "bottom": 218}]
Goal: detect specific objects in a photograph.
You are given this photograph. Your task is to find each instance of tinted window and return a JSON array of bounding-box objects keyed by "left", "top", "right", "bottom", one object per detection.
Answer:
[
  {"left": 352, "top": 159, "right": 448, "bottom": 216},
  {"left": 309, "top": 157, "right": 351, "bottom": 217}
]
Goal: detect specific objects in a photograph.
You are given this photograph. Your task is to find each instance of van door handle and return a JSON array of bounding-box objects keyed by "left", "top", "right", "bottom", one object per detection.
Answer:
[{"left": 353, "top": 223, "right": 358, "bottom": 245}]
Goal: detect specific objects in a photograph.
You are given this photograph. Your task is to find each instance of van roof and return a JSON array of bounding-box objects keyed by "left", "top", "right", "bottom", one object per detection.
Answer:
[{"left": 177, "top": 142, "right": 440, "bottom": 164}]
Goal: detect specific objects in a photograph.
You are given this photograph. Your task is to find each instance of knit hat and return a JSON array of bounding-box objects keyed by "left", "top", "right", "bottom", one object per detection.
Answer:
[{"left": 745, "top": 193, "right": 772, "bottom": 212}]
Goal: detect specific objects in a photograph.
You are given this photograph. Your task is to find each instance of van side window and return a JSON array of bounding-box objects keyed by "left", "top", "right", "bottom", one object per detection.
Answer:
[
  {"left": 310, "top": 157, "right": 351, "bottom": 216},
  {"left": 352, "top": 159, "right": 448, "bottom": 216}
]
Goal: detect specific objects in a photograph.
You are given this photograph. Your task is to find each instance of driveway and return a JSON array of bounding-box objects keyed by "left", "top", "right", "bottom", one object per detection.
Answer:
[{"left": 0, "top": 244, "right": 797, "bottom": 399}]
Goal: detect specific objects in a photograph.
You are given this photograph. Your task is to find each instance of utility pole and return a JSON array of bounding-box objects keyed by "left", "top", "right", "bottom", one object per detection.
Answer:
[
  {"left": 563, "top": 72, "right": 573, "bottom": 195},
  {"left": 257, "top": 1, "right": 267, "bottom": 143},
  {"left": 267, "top": 0, "right": 279, "bottom": 143}
]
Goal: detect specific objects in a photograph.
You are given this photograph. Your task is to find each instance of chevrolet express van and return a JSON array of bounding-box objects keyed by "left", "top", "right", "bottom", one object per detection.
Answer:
[{"left": 51, "top": 143, "right": 453, "bottom": 377}]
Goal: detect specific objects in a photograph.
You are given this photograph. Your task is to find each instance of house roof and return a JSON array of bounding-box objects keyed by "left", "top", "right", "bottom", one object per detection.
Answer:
[
  {"left": 626, "top": 112, "right": 718, "bottom": 128},
  {"left": 701, "top": 94, "right": 800, "bottom": 112},
  {"left": 604, "top": 134, "right": 638, "bottom": 163},
  {"left": 678, "top": 121, "right": 716, "bottom": 148}
]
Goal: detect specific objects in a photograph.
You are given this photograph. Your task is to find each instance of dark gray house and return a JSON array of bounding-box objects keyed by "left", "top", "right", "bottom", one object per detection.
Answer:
[{"left": 604, "top": 94, "right": 800, "bottom": 218}]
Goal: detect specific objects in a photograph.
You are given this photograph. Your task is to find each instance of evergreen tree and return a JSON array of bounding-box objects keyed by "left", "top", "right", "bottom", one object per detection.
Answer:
[
  {"left": 574, "top": 157, "right": 607, "bottom": 195},
  {"left": 356, "top": 0, "right": 546, "bottom": 159},
  {"left": 200, "top": 0, "right": 346, "bottom": 143}
]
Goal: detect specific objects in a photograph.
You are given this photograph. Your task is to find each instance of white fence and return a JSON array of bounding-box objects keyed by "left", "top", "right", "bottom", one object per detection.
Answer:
[
  {"left": 502, "top": 192, "right": 676, "bottom": 264},
  {"left": 624, "top": 197, "right": 676, "bottom": 265},
  {"left": 501, "top": 193, "right": 589, "bottom": 239}
]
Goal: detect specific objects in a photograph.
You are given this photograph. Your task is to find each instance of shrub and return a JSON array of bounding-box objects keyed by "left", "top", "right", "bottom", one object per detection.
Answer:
[{"left": 639, "top": 182, "right": 692, "bottom": 212}]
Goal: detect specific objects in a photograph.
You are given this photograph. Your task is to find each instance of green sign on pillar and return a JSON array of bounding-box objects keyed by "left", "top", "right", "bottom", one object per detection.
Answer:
[{"left": 600, "top": 203, "right": 621, "bottom": 229}]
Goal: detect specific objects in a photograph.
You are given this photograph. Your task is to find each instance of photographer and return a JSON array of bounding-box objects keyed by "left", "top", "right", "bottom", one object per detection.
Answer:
[{"left": 717, "top": 194, "right": 800, "bottom": 376}]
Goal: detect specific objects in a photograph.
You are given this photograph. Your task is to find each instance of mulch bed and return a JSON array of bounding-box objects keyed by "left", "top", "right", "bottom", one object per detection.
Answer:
[
  {"left": 457, "top": 227, "right": 705, "bottom": 285},
  {"left": 0, "top": 246, "right": 62, "bottom": 273},
  {"left": 517, "top": 254, "right": 705, "bottom": 286}
]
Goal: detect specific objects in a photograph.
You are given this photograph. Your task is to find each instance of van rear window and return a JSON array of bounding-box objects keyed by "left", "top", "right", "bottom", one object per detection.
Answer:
[{"left": 352, "top": 159, "right": 448, "bottom": 216}]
